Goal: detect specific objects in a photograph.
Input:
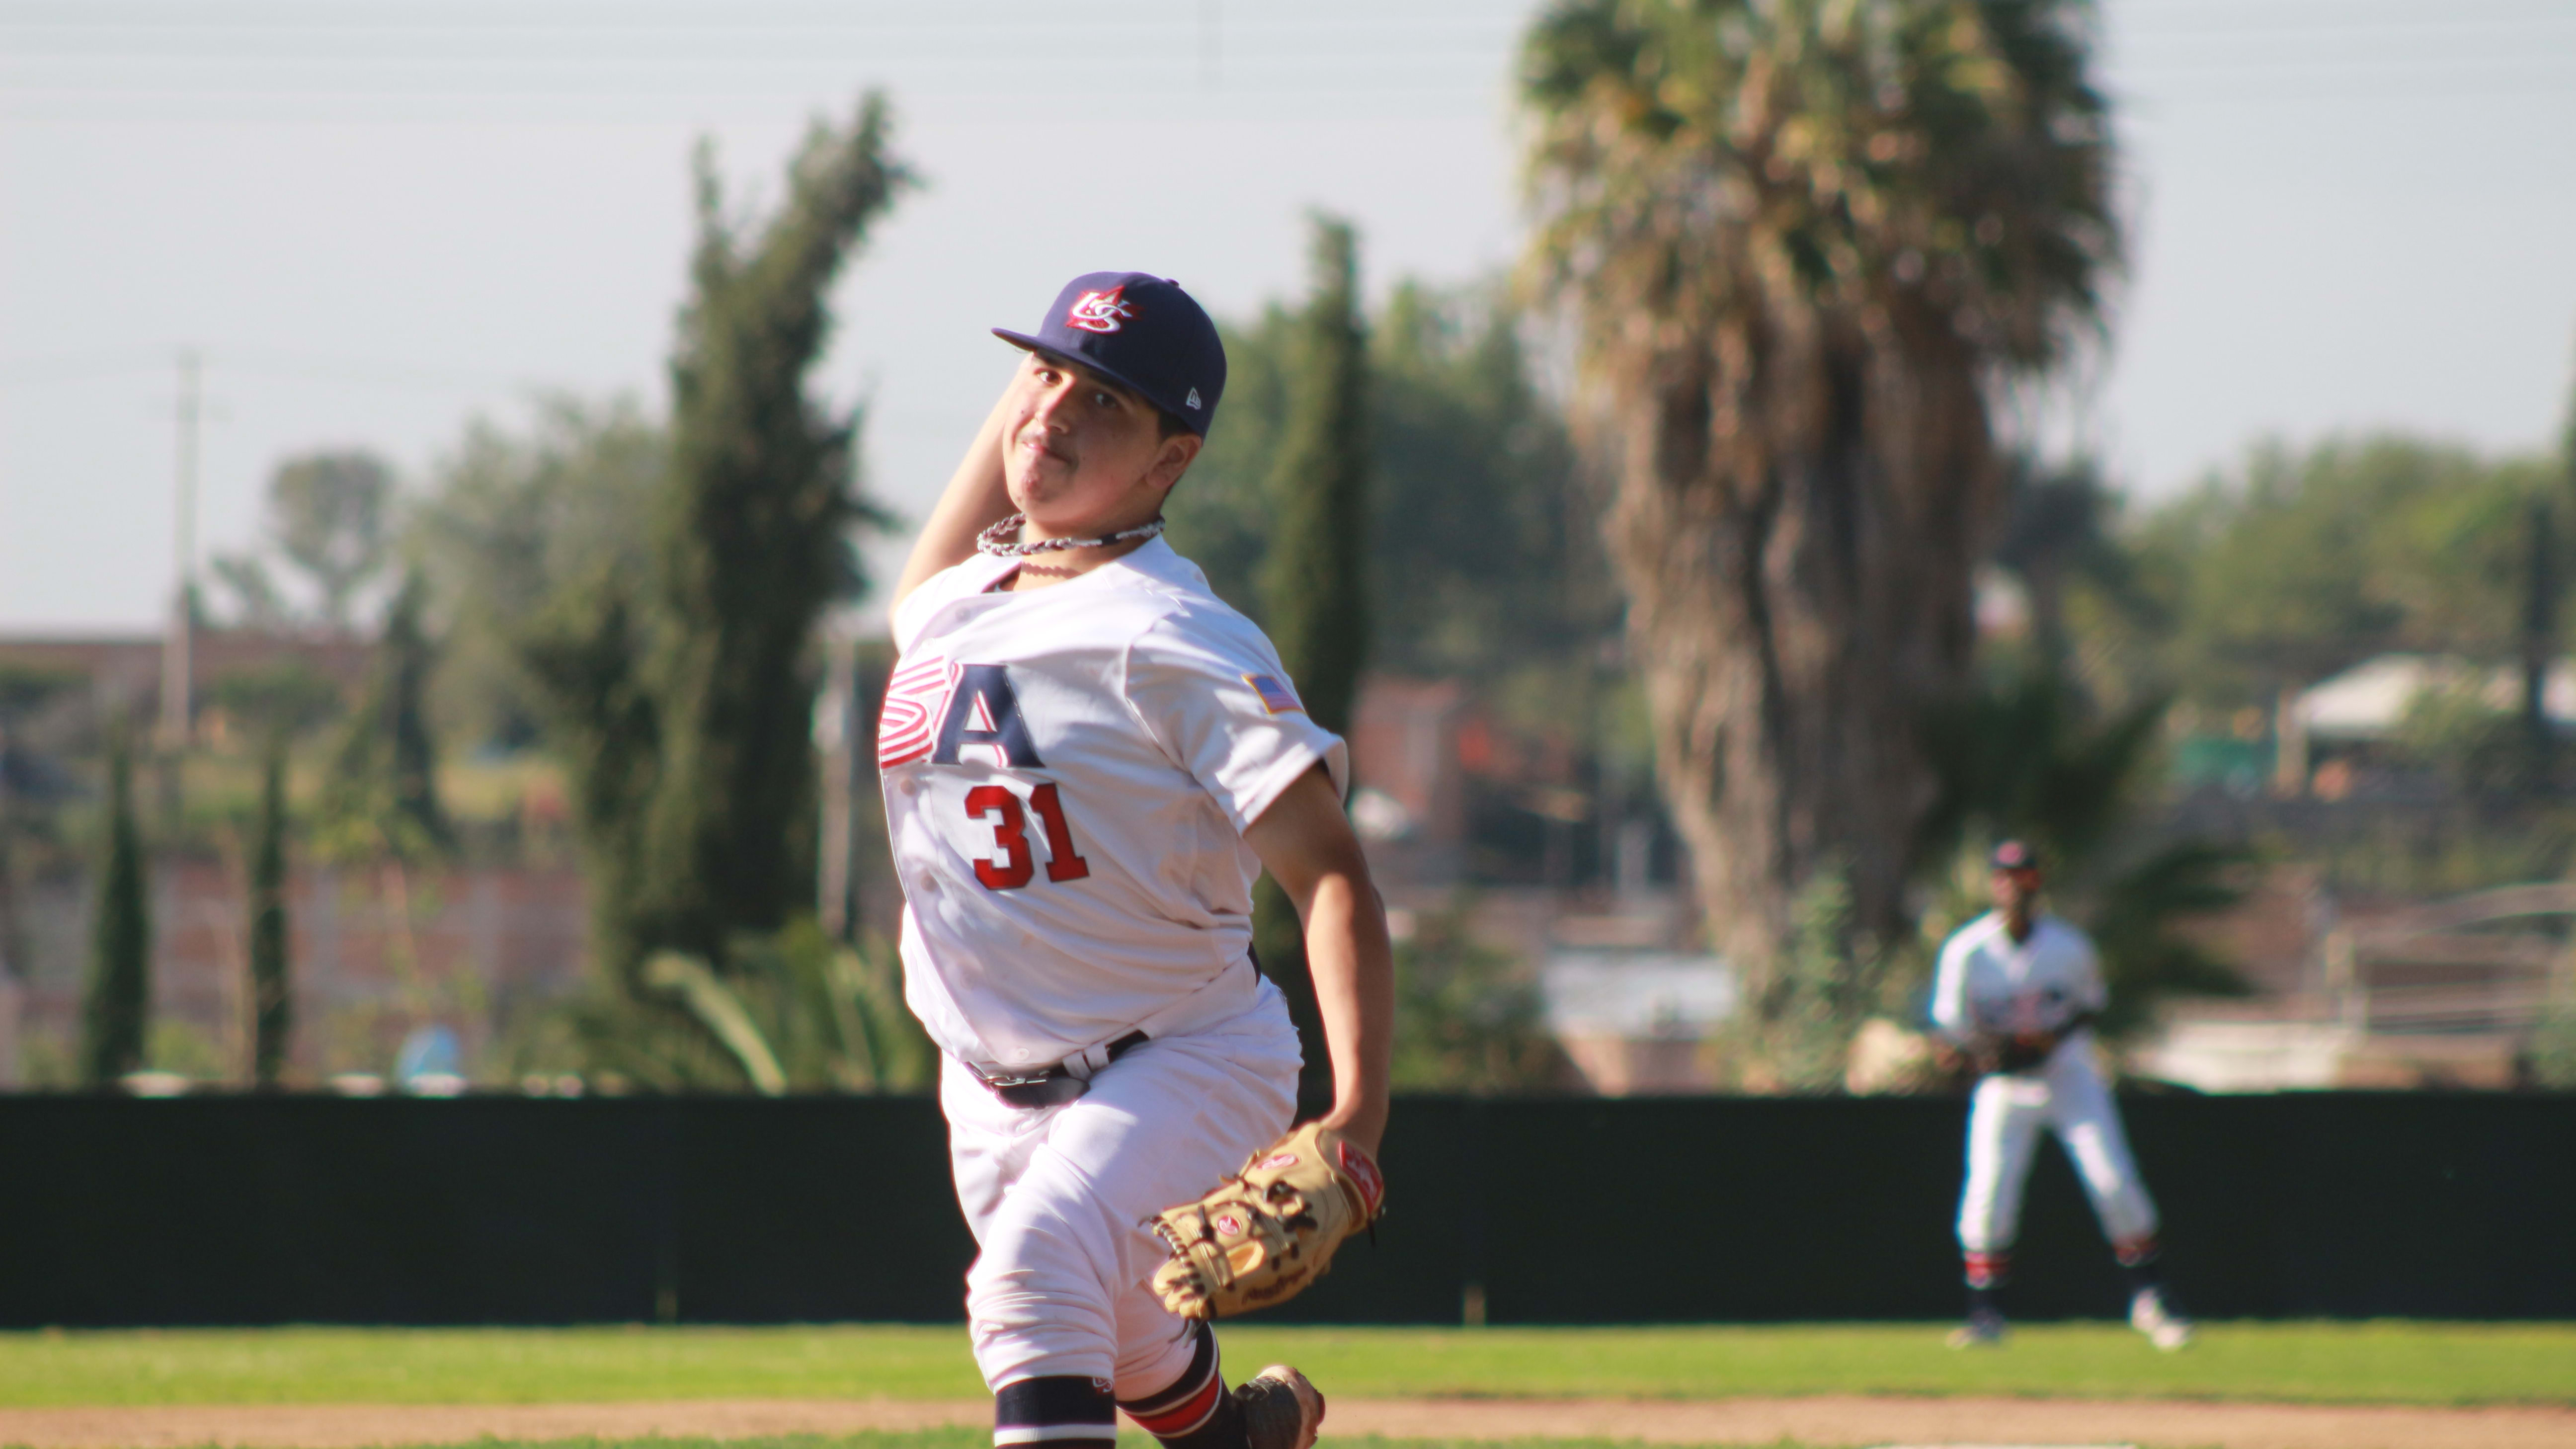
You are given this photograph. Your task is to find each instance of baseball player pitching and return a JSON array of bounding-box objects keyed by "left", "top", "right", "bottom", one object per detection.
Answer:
[
  {"left": 880, "top": 272, "right": 1393, "bottom": 1449},
  {"left": 1930, "top": 840, "right": 2190, "bottom": 1350}
]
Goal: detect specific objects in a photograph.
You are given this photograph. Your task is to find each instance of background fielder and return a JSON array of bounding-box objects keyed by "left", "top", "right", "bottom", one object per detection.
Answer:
[
  {"left": 882, "top": 271, "right": 1392, "bottom": 1449},
  {"left": 1931, "top": 840, "right": 2191, "bottom": 1351}
]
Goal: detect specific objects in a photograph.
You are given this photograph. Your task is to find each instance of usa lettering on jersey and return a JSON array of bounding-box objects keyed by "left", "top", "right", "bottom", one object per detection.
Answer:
[
  {"left": 935, "top": 664, "right": 1046, "bottom": 767},
  {"left": 880, "top": 654, "right": 957, "bottom": 768}
]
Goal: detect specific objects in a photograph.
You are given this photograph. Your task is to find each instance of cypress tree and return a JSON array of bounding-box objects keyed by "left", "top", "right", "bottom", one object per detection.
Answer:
[
  {"left": 249, "top": 737, "right": 292, "bottom": 1088},
  {"left": 323, "top": 570, "right": 452, "bottom": 857},
  {"left": 382, "top": 570, "right": 451, "bottom": 852},
  {"left": 80, "top": 725, "right": 152, "bottom": 1087},
  {"left": 1253, "top": 215, "right": 1373, "bottom": 1098},
  {"left": 515, "top": 98, "right": 908, "bottom": 1001},
  {"left": 1260, "top": 215, "right": 1372, "bottom": 735},
  {"left": 638, "top": 99, "right": 908, "bottom": 968}
]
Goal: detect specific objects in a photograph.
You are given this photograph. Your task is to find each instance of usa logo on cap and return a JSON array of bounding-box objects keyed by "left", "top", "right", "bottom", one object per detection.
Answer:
[{"left": 1064, "top": 287, "right": 1134, "bottom": 334}]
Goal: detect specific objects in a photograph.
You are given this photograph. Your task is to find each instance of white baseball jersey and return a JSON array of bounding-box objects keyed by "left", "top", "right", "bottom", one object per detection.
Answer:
[
  {"left": 880, "top": 537, "right": 1348, "bottom": 1072},
  {"left": 1931, "top": 911, "right": 2107, "bottom": 1045}
]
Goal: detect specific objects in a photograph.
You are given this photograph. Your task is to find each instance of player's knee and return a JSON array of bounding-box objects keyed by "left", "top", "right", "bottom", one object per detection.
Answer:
[{"left": 966, "top": 1272, "right": 1120, "bottom": 1390}]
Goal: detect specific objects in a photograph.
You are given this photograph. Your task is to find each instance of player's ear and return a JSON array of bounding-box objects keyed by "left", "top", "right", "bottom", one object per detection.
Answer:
[{"left": 1147, "top": 431, "right": 1203, "bottom": 491}]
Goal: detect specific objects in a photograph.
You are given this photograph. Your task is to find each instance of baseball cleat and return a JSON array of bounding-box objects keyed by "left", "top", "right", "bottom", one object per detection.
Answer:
[
  {"left": 2131, "top": 1288, "right": 2193, "bottom": 1351},
  {"left": 1945, "top": 1309, "right": 2008, "bottom": 1349},
  {"left": 1236, "top": 1363, "right": 1325, "bottom": 1449}
]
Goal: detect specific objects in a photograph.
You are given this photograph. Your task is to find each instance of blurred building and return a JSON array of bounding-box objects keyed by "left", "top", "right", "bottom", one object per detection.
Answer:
[
  {"left": 1540, "top": 949, "right": 1735, "bottom": 1095},
  {"left": 4, "top": 858, "right": 586, "bottom": 1087},
  {"left": 2140, "top": 867, "right": 2569, "bottom": 1091},
  {"left": 0, "top": 627, "right": 375, "bottom": 734}
]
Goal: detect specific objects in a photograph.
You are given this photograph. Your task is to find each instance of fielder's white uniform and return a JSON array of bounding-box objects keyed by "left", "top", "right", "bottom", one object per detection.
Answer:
[
  {"left": 881, "top": 537, "right": 1346, "bottom": 1397},
  {"left": 1931, "top": 911, "right": 2159, "bottom": 1255}
]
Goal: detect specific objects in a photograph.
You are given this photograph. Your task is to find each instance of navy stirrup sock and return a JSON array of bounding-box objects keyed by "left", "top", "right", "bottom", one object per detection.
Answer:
[{"left": 994, "top": 1375, "right": 1117, "bottom": 1449}]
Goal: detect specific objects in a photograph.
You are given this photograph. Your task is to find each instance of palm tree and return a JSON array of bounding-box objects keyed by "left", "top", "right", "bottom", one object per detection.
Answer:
[{"left": 1521, "top": 0, "right": 2117, "bottom": 996}]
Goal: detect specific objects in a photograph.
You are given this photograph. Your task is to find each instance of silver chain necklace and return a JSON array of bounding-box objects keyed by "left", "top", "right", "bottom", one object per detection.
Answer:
[{"left": 975, "top": 512, "right": 1164, "bottom": 558}]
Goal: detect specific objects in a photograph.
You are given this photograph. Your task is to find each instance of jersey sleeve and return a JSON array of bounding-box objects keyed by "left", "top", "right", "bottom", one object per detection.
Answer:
[
  {"left": 2066, "top": 923, "right": 2110, "bottom": 1016},
  {"left": 1929, "top": 928, "right": 1976, "bottom": 1042},
  {"left": 1123, "top": 607, "right": 1349, "bottom": 835}
]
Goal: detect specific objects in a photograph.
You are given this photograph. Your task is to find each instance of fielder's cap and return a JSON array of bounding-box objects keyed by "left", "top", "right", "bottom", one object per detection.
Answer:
[
  {"left": 994, "top": 272, "right": 1227, "bottom": 437},
  {"left": 1991, "top": 839, "right": 2041, "bottom": 872}
]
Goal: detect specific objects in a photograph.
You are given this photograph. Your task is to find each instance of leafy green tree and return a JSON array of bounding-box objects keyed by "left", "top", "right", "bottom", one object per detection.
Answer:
[
  {"left": 208, "top": 556, "right": 292, "bottom": 631},
  {"left": 410, "top": 398, "right": 666, "bottom": 752},
  {"left": 1389, "top": 897, "right": 1573, "bottom": 1092},
  {"left": 1260, "top": 215, "right": 1373, "bottom": 737},
  {"left": 636, "top": 102, "right": 908, "bottom": 969},
  {"left": 80, "top": 725, "right": 152, "bottom": 1087},
  {"left": 1522, "top": 0, "right": 2118, "bottom": 995},
  {"left": 518, "top": 570, "right": 664, "bottom": 989},
  {"left": 1169, "top": 281, "right": 1608, "bottom": 685},
  {"left": 276, "top": 450, "right": 397, "bottom": 626},
  {"left": 493, "top": 99, "right": 906, "bottom": 1023},
  {"left": 2130, "top": 436, "right": 2563, "bottom": 711},
  {"left": 248, "top": 738, "right": 292, "bottom": 1088},
  {"left": 322, "top": 571, "right": 452, "bottom": 858},
  {"left": 1992, "top": 455, "right": 2148, "bottom": 687},
  {"left": 212, "top": 450, "right": 397, "bottom": 629},
  {"left": 1248, "top": 217, "right": 1373, "bottom": 1096},
  {"left": 1736, "top": 866, "right": 1900, "bottom": 1093}
]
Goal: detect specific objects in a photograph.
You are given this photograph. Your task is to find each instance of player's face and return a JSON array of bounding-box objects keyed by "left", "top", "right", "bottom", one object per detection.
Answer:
[
  {"left": 1002, "top": 352, "right": 1201, "bottom": 538},
  {"left": 1991, "top": 867, "right": 2039, "bottom": 913}
]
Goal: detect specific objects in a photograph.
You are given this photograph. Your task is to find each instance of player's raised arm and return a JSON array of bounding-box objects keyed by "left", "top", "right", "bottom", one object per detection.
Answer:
[
  {"left": 890, "top": 379, "right": 1020, "bottom": 612},
  {"left": 1244, "top": 763, "right": 1394, "bottom": 1156}
]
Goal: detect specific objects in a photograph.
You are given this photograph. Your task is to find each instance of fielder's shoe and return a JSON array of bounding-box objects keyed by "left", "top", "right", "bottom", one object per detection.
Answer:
[
  {"left": 1944, "top": 1308, "right": 2008, "bottom": 1349},
  {"left": 1236, "top": 1364, "right": 1325, "bottom": 1449},
  {"left": 2130, "top": 1288, "right": 2193, "bottom": 1351}
]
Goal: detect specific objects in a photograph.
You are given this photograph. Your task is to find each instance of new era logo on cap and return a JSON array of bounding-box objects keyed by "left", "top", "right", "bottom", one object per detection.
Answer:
[
  {"left": 1185, "top": 387, "right": 1202, "bottom": 410},
  {"left": 1064, "top": 287, "right": 1134, "bottom": 334}
]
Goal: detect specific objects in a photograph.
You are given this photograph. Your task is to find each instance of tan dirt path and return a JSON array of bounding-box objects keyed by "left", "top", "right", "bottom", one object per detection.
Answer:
[{"left": 1, "top": 1398, "right": 2572, "bottom": 1449}]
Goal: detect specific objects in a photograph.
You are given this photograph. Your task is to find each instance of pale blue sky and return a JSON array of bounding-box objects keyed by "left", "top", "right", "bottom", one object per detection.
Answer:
[{"left": 3, "top": 0, "right": 2572, "bottom": 632}]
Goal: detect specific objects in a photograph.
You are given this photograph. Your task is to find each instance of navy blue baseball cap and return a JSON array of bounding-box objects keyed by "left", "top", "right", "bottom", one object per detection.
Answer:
[
  {"left": 1991, "top": 840, "right": 2041, "bottom": 872},
  {"left": 994, "top": 272, "right": 1227, "bottom": 436}
]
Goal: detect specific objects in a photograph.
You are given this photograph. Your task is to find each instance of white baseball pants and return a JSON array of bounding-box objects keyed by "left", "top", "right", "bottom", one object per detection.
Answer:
[
  {"left": 940, "top": 980, "right": 1300, "bottom": 1396},
  {"left": 1955, "top": 1037, "right": 2159, "bottom": 1254}
]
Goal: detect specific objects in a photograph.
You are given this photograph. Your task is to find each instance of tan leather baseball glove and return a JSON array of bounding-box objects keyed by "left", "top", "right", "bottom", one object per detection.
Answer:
[{"left": 1147, "top": 1121, "right": 1385, "bottom": 1319}]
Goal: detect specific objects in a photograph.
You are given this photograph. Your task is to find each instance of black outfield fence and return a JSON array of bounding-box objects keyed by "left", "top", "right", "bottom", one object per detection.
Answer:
[{"left": 1, "top": 1091, "right": 2570, "bottom": 1327}]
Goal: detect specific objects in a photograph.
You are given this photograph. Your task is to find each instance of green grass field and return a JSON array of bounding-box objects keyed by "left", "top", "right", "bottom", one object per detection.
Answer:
[{"left": 2, "top": 1322, "right": 2569, "bottom": 1410}]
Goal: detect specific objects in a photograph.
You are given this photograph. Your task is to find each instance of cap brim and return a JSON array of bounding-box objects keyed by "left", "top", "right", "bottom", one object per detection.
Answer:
[{"left": 990, "top": 328, "right": 1207, "bottom": 436}]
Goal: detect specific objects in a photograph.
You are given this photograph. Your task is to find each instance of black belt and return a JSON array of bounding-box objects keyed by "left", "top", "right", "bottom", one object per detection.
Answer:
[{"left": 971, "top": 1029, "right": 1148, "bottom": 1109}]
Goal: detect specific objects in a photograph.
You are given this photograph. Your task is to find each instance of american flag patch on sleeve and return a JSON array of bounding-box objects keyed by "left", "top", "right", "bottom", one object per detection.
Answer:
[{"left": 1242, "top": 673, "right": 1304, "bottom": 715}]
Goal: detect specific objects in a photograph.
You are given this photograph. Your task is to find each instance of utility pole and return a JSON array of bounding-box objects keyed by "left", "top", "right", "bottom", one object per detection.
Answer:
[
  {"left": 158, "top": 348, "right": 200, "bottom": 827},
  {"left": 160, "top": 348, "right": 200, "bottom": 752}
]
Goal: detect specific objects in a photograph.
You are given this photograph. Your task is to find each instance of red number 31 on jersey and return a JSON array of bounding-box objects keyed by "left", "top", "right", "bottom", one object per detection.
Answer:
[{"left": 963, "top": 782, "right": 1091, "bottom": 891}]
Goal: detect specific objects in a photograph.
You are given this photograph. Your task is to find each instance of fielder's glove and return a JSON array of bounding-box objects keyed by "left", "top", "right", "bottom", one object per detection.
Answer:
[
  {"left": 1147, "top": 1121, "right": 1385, "bottom": 1319},
  {"left": 1992, "top": 1031, "right": 2060, "bottom": 1074}
]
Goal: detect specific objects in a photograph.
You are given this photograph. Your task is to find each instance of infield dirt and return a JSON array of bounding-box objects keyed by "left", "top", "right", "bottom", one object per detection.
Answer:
[{"left": 3, "top": 1397, "right": 2573, "bottom": 1449}]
